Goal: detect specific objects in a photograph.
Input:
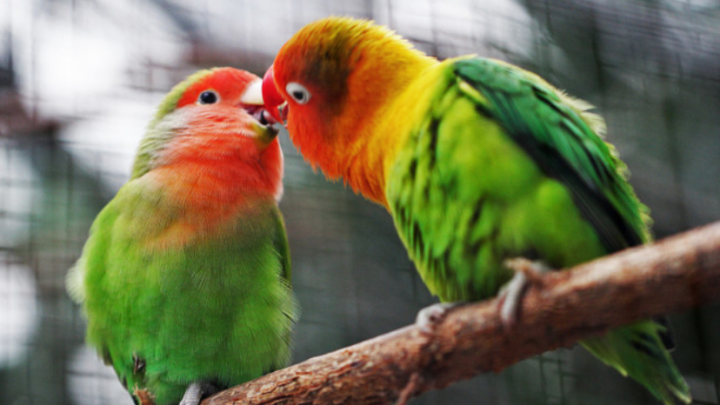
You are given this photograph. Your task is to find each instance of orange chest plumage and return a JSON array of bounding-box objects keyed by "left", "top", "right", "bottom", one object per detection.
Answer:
[{"left": 140, "top": 121, "right": 283, "bottom": 249}]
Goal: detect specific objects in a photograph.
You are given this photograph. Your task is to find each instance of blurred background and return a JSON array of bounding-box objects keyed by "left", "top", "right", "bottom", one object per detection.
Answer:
[{"left": 1, "top": 0, "right": 720, "bottom": 404}]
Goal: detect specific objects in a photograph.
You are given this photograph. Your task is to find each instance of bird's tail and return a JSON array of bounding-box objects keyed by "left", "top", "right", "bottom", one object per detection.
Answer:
[{"left": 580, "top": 320, "right": 691, "bottom": 404}]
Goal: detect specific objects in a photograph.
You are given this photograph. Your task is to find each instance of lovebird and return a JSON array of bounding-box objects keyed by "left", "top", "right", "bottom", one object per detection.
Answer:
[
  {"left": 67, "top": 67, "right": 296, "bottom": 405},
  {"left": 260, "top": 17, "right": 690, "bottom": 404}
]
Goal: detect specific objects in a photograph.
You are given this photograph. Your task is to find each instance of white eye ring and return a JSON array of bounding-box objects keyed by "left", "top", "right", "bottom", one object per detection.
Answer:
[{"left": 286, "top": 82, "right": 311, "bottom": 104}]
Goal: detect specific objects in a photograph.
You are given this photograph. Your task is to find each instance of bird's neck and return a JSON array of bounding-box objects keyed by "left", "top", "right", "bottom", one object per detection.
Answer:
[
  {"left": 340, "top": 53, "right": 439, "bottom": 208},
  {"left": 158, "top": 158, "right": 278, "bottom": 210},
  {"left": 136, "top": 137, "right": 282, "bottom": 250}
]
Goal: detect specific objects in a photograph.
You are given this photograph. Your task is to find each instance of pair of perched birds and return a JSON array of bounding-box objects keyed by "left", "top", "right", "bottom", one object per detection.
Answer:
[{"left": 67, "top": 16, "right": 691, "bottom": 405}]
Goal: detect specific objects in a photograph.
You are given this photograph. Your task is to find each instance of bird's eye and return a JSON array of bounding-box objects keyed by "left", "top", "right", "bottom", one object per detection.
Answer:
[
  {"left": 286, "top": 82, "right": 311, "bottom": 104},
  {"left": 198, "top": 90, "right": 219, "bottom": 105}
]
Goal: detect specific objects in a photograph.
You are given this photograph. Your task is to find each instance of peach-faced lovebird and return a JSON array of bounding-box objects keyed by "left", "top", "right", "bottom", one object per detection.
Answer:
[
  {"left": 67, "top": 68, "right": 296, "bottom": 405},
  {"left": 261, "top": 17, "right": 689, "bottom": 404}
]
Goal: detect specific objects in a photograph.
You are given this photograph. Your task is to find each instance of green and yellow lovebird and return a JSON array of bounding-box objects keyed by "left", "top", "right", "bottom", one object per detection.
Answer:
[
  {"left": 67, "top": 67, "right": 296, "bottom": 405},
  {"left": 260, "top": 17, "right": 690, "bottom": 404}
]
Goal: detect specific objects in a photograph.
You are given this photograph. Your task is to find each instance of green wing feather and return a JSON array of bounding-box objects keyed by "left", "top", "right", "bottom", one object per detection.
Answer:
[
  {"left": 453, "top": 58, "right": 651, "bottom": 252},
  {"left": 387, "top": 56, "right": 689, "bottom": 404}
]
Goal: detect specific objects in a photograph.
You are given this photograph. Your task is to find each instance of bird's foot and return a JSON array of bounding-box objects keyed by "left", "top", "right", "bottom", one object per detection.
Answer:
[
  {"left": 179, "top": 382, "right": 219, "bottom": 405},
  {"left": 498, "top": 258, "right": 550, "bottom": 329},
  {"left": 415, "top": 302, "right": 461, "bottom": 334},
  {"left": 133, "top": 388, "right": 156, "bottom": 405}
]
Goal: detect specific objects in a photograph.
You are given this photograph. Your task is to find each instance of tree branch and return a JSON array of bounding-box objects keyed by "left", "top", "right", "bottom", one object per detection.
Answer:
[{"left": 202, "top": 222, "right": 720, "bottom": 405}]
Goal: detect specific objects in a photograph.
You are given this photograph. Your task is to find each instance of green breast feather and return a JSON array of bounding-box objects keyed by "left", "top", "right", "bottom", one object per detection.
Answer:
[{"left": 68, "top": 179, "right": 296, "bottom": 405}]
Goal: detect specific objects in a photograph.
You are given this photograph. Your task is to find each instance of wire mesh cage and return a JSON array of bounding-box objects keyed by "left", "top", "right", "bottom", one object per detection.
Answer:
[{"left": 2, "top": 0, "right": 720, "bottom": 404}]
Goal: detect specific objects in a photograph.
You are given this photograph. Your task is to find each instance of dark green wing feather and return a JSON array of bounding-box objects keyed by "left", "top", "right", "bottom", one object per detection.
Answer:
[
  {"left": 453, "top": 57, "right": 650, "bottom": 252},
  {"left": 271, "top": 205, "right": 292, "bottom": 283},
  {"left": 449, "top": 59, "right": 689, "bottom": 403}
]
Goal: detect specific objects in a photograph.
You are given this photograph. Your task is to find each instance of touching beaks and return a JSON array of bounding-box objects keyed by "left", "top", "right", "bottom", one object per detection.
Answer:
[
  {"left": 239, "top": 78, "right": 283, "bottom": 129},
  {"left": 262, "top": 65, "right": 288, "bottom": 126}
]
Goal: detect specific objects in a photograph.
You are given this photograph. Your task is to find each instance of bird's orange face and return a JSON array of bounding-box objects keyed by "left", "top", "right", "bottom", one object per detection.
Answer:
[
  {"left": 262, "top": 60, "right": 335, "bottom": 167},
  {"left": 260, "top": 17, "right": 433, "bottom": 204},
  {"left": 261, "top": 18, "right": 388, "bottom": 179},
  {"left": 175, "top": 67, "right": 278, "bottom": 146},
  {"left": 133, "top": 68, "right": 287, "bottom": 249},
  {"left": 154, "top": 68, "right": 284, "bottom": 203}
]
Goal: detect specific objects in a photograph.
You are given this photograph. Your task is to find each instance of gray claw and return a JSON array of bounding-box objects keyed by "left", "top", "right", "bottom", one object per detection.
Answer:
[
  {"left": 499, "top": 271, "right": 529, "bottom": 328},
  {"left": 415, "top": 302, "right": 460, "bottom": 333},
  {"left": 179, "top": 382, "right": 218, "bottom": 405},
  {"left": 499, "top": 258, "right": 551, "bottom": 329}
]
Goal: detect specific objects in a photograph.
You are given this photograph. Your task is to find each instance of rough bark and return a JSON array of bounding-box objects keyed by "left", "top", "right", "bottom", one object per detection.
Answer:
[{"left": 203, "top": 221, "right": 720, "bottom": 405}]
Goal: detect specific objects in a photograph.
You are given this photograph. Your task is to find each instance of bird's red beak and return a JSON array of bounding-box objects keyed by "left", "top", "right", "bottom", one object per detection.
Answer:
[{"left": 262, "top": 65, "right": 288, "bottom": 126}]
